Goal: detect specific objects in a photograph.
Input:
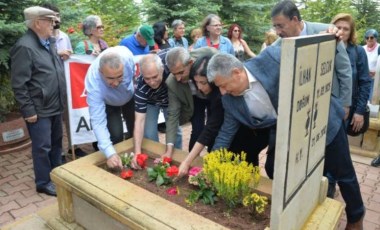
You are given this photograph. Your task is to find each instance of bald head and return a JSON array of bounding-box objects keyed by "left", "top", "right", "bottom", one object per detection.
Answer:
[{"left": 139, "top": 54, "right": 164, "bottom": 89}]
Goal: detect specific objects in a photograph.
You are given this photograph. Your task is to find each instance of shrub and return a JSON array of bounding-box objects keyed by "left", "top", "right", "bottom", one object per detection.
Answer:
[{"left": 203, "top": 149, "right": 261, "bottom": 209}]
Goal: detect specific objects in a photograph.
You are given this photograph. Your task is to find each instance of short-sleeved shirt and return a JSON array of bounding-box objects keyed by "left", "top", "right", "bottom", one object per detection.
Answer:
[
  {"left": 55, "top": 30, "right": 72, "bottom": 52},
  {"left": 119, "top": 33, "right": 149, "bottom": 55},
  {"left": 134, "top": 49, "right": 171, "bottom": 113}
]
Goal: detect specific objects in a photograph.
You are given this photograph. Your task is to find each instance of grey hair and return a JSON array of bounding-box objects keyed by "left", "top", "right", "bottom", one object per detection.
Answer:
[
  {"left": 25, "top": 19, "right": 33, "bottom": 29},
  {"left": 99, "top": 52, "right": 123, "bottom": 70},
  {"left": 165, "top": 47, "right": 191, "bottom": 70},
  {"left": 82, "top": 15, "right": 100, "bottom": 36},
  {"left": 207, "top": 53, "right": 244, "bottom": 82},
  {"left": 171, "top": 19, "right": 185, "bottom": 30},
  {"left": 139, "top": 54, "right": 163, "bottom": 73}
]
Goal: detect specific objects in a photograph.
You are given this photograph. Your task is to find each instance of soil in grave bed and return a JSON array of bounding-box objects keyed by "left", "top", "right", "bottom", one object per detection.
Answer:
[{"left": 105, "top": 157, "right": 271, "bottom": 230}]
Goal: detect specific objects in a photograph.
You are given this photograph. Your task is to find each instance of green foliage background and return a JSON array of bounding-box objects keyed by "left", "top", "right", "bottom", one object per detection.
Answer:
[{"left": 1, "top": 0, "right": 380, "bottom": 121}]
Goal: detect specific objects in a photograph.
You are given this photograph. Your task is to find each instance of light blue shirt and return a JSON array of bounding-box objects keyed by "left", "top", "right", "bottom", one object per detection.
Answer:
[
  {"left": 85, "top": 46, "right": 135, "bottom": 158},
  {"left": 243, "top": 67, "right": 277, "bottom": 120},
  {"left": 193, "top": 35, "right": 234, "bottom": 55}
]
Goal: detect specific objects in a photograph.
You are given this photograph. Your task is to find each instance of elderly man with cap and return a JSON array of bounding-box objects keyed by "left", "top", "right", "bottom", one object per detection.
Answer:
[
  {"left": 11, "top": 6, "right": 65, "bottom": 196},
  {"left": 363, "top": 29, "right": 379, "bottom": 101},
  {"left": 85, "top": 46, "right": 135, "bottom": 170},
  {"left": 119, "top": 25, "right": 155, "bottom": 55}
]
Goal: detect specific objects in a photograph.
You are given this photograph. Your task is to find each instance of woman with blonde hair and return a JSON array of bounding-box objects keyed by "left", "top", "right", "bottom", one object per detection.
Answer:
[
  {"left": 325, "top": 13, "right": 369, "bottom": 229},
  {"left": 188, "top": 28, "right": 202, "bottom": 51},
  {"left": 260, "top": 30, "right": 278, "bottom": 52}
]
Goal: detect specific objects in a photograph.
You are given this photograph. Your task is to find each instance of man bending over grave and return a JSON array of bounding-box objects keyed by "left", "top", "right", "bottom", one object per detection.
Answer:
[
  {"left": 85, "top": 46, "right": 135, "bottom": 170},
  {"left": 207, "top": 46, "right": 365, "bottom": 230}
]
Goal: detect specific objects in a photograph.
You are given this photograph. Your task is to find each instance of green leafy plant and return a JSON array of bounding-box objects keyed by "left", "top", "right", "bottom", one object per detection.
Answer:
[
  {"left": 120, "top": 152, "right": 135, "bottom": 169},
  {"left": 186, "top": 167, "right": 217, "bottom": 206},
  {"left": 147, "top": 157, "right": 178, "bottom": 186}
]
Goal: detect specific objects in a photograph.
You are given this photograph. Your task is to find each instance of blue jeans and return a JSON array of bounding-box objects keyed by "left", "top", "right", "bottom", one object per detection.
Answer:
[
  {"left": 369, "top": 78, "right": 374, "bottom": 101},
  {"left": 26, "top": 114, "right": 63, "bottom": 188},
  {"left": 145, "top": 103, "right": 182, "bottom": 149},
  {"left": 324, "top": 122, "right": 365, "bottom": 223}
]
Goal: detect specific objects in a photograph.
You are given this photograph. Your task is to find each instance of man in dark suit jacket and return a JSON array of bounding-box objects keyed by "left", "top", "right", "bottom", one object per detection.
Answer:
[
  {"left": 11, "top": 6, "right": 66, "bottom": 197},
  {"left": 269, "top": 1, "right": 365, "bottom": 229}
]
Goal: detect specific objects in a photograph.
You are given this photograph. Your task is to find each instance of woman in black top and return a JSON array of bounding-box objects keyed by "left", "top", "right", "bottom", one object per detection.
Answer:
[{"left": 178, "top": 53, "right": 264, "bottom": 177}]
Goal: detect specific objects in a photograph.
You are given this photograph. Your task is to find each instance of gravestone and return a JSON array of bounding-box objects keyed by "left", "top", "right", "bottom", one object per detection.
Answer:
[{"left": 271, "top": 34, "right": 338, "bottom": 229}]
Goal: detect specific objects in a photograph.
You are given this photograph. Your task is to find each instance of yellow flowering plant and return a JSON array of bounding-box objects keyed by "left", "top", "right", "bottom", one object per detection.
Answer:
[
  {"left": 243, "top": 193, "right": 268, "bottom": 215},
  {"left": 203, "top": 149, "right": 261, "bottom": 209}
]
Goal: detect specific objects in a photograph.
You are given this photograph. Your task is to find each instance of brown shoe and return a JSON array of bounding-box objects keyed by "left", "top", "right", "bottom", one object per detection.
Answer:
[{"left": 345, "top": 213, "right": 364, "bottom": 230}]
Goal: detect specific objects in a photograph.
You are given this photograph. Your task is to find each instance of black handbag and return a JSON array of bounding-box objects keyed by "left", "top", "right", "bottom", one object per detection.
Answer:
[{"left": 347, "top": 105, "right": 370, "bottom": 136}]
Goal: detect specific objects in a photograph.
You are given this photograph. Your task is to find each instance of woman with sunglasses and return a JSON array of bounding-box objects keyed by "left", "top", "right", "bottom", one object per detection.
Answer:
[
  {"left": 227, "top": 24, "right": 256, "bottom": 61},
  {"left": 74, "top": 15, "right": 108, "bottom": 56},
  {"left": 177, "top": 52, "right": 263, "bottom": 178},
  {"left": 193, "top": 14, "right": 234, "bottom": 55},
  {"left": 363, "top": 29, "right": 379, "bottom": 101}
]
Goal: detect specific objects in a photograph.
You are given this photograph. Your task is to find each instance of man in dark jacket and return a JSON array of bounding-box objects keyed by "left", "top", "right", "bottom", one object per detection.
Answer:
[{"left": 11, "top": 6, "right": 66, "bottom": 196}]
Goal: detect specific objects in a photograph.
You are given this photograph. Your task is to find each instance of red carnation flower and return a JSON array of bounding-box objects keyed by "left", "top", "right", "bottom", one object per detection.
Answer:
[
  {"left": 166, "top": 165, "right": 179, "bottom": 177},
  {"left": 162, "top": 156, "right": 172, "bottom": 165},
  {"left": 120, "top": 169, "right": 133, "bottom": 179},
  {"left": 166, "top": 186, "right": 179, "bottom": 195},
  {"left": 136, "top": 153, "right": 148, "bottom": 168}
]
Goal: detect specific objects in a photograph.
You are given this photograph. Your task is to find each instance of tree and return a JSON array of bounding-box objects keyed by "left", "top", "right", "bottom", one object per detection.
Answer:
[
  {"left": 300, "top": 0, "right": 356, "bottom": 24},
  {"left": 352, "top": 0, "right": 380, "bottom": 44},
  {"left": 0, "top": 0, "right": 35, "bottom": 121},
  {"left": 142, "top": 0, "right": 221, "bottom": 37},
  {"left": 74, "top": 0, "right": 141, "bottom": 46},
  {"left": 218, "top": 0, "right": 278, "bottom": 53}
]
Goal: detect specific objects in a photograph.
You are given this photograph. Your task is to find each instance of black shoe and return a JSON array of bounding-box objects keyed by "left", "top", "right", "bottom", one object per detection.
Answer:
[
  {"left": 61, "top": 154, "right": 66, "bottom": 164},
  {"left": 67, "top": 147, "right": 87, "bottom": 157},
  {"left": 92, "top": 142, "right": 99, "bottom": 151},
  {"left": 158, "top": 123, "right": 166, "bottom": 133},
  {"left": 327, "top": 183, "right": 336, "bottom": 198},
  {"left": 371, "top": 156, "right": 380, "bottom": 167},
  {"left": 36, "top": 182, "right": 57, "bottom": 196}
]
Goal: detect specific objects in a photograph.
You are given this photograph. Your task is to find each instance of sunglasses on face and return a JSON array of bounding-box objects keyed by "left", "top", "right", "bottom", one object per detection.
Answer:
[{"left": 366, "top": 36, "right": 375, "bottom": 40}]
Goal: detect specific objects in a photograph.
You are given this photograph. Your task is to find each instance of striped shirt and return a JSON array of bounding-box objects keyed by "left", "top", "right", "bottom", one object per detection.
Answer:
[{"left": 134, "top": 48, "right": 171, "bottom": 113}]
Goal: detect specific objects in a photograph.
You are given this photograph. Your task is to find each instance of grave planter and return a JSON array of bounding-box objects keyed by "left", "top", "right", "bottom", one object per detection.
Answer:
[
  {"left": 49, "top": 138, "right": 342, "bottom": 230},
  {"left": 0, "top": 112, "right": 31, "bottom": 154}
]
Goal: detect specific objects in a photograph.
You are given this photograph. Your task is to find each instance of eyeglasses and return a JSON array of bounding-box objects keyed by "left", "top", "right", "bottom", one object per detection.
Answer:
[
  {"left": 96, "top": 25, "right": 105, "bottom": 30},
  {"left": 38, "top": 18, "right": 55, "bottom": 25},
  {"left": 366, "top": 36, "right": 375, "bottom": 40},
  {"left": 209, "top": 24, "right": 222, "bottom": 28},
  {"left": 233, "top": 30, "right": 240, "bottom": 32}
]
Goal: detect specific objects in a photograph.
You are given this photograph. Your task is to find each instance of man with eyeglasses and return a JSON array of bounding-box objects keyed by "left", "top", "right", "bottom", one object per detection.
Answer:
[
  {"left": 41, "top": 3, "right": 72, "bottom": 61},
  {"left": 84, "top": 46, "right": 135, "bottom": 170},
  {"left": 162, "top": 47, "right": 218, "bottom": 158},
  {"left": 11, "top": 6, "right": 65, "bottom": 197},
  {"left": 271, "top": 1, "right": 365, "bottom": 229}
]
